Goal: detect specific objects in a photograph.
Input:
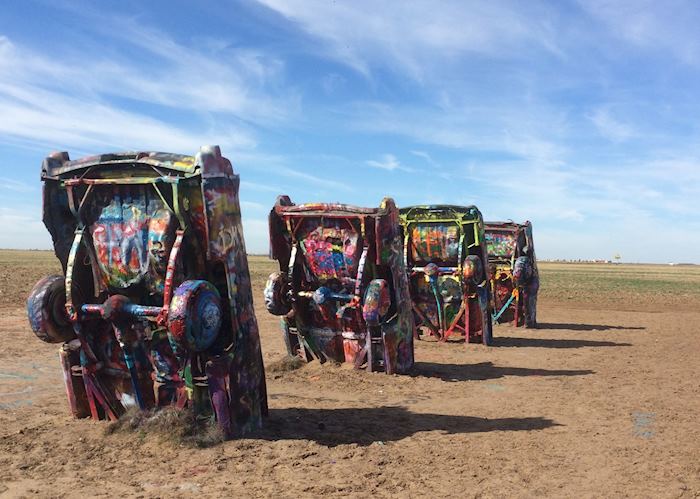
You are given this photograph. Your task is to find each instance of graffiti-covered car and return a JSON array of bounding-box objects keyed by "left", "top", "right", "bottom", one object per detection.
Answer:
[
  {"left": 26, "top": 146, "right": 267, "bottom": 438},
  {"left": 399, "top": 205, "right": 493, "bottom": 345},
  {"left": 484, "top": 220, "right": 539, "bottom": 328},
  {"left": 265, "top": 196, "right": 414, "bottom": 374}
]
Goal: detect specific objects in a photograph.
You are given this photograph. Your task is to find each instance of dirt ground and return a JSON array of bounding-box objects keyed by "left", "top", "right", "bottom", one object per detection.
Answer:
[{"left": 0, "top": 252, "right": 699, "bottom": 498}]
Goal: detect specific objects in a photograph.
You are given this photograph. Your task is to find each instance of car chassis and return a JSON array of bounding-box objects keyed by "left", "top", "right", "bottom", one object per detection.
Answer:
[
  {"left": 399, "top": 205, "right": 493, "bottom": 345},
  {"left": 484, "top": 220, "right": 539, "bottom": 328},
  {"left": 265, "top": 197, "right": 414, "bottom": 374},
  {"left": 26, "top": 146, "right": 267, "bottom": 438}
]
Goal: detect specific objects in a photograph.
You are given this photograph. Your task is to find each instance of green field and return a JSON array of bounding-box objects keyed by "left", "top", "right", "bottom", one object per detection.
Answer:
[{"left": 1, "top": 250, "right": 698, "bottom": 311}]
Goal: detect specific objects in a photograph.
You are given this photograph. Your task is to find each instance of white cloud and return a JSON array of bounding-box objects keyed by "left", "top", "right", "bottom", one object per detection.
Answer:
[
  {"left": 410, "top": 150, "right": 439, "bottom": 168},
  {"left": 579, "top": 0, "right": 700, "bottom": 65},
  {"left": 255, "top": 0, "right": 563, "bottom": 78},
  {"left": 0, "top": 16, "right": 301, "bottom": 154},
  {"left": 366, "top": 154, "right": 404, "bottom": 171},
  {"left": 0, "top": 82, "right": 256, "bottom": 153},
  {"left": 0, "top": 177, "right": 35, "bottom": 193},
  {"left": 348, "top": 101, "right": 568, "bottom": 167},
  {"left": 589, "top": 108, "right": 637, "bottom": 142}
]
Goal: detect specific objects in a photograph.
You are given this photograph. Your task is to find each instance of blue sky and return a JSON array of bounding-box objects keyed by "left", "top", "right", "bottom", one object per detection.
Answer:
[{"left": 1, "top": 0, "right": 699, "bottom": 262}]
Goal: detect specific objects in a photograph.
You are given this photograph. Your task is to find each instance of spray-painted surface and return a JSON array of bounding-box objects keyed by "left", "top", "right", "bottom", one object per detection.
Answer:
[
  {"left": 399, "top": 205, "right": 493, "bottom": 345},
  {"left": 90, "top": 188, "right": 175, "bottom": 294},
  {"left": 484, "top": 221, "right": 539, "bottom": 328},
  {"left": 485, "top": 231, "right": 517, "bottom": 260},
  {"left": 267, "top": 197, "right": 414, "bottom": 374},
  {"left": 299, "top": 219, "right": 360, "bottom": 281},
  {"left": 27, "top": 147, "right": 267, "bottom": 438},
  {"left": 410, "top": 225, "right": 460, "bottom": 263}
]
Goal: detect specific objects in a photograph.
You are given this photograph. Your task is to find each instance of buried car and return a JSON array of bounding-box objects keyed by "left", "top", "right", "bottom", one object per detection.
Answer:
[
  {"left": 265, "top": 196, "right": 414, "bottom": 374},
  {"left": 26, "top": 146, "right": 267, "bottom": 438},
  {"left": 484, "top": 220, "right": 539, "bottom": 328},
  {"left": 399, "top": 205, "right": 493, "bottom": 345}
]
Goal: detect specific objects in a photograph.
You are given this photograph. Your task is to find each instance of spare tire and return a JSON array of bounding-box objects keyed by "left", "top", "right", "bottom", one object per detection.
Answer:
[
  {"left": 27, "top": 275, "right": 75, "bottom": 343},
  {"left": 462, "top": 255, "right": 484, "bottom": 283},
  {"left": 168, "top": 280, "right": 222, "bottom": 352},
  {"left": 264, "top": 272, "right": 291, "bottom": 316},
  {"left": 513, "top": 256, "right": 533, "bottom": 286}
]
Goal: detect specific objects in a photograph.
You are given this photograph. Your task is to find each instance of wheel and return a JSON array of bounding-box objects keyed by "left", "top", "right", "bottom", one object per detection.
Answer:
[
  {"left": 513, "top": 256, "right": 533, "bottom": 286},
  {"left": 263, "top": 272, "right": 291, "bottom": 316},
  {"left": 27, "top": 275, "right": 75, "bottom": 343},
  {"left": 462, "top": 255, "right": 484, "bottom": 283},
  {"left": 362, "top": 279, "right": 390, "bottom": 326},
  {"left": 167, "top": 280, "right": 222, "bottom": 352}
]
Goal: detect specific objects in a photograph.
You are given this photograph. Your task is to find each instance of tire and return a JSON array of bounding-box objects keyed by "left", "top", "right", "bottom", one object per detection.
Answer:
[
  {"left": 462, "top": 255, "right": 484, "bottom": 283},
  {"left": 513, "top": 256, "right": 533, "bottom": 286},
  {"left": 27, "top": 275, "right": 75, "bottom": 343},
  {"left": 264, "top": 272, "right": 291, "bottom": 316},
  {"left": 167, "top": 280, "right": 222, "bottom": 352}
]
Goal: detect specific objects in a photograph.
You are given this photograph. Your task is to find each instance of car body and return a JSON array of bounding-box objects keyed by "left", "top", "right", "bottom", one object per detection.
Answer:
[
  {"left": 399, "top": 205, "right": 493, "bottom": 345},
  {"left": 26, "top": 146, "right": 267, "bottom": 438},
  {"left": 265, "top": 196, "right": 414, "bottom": 374},
  {"left": 484, "top": 220, "right": 539, "bottom": 328}
]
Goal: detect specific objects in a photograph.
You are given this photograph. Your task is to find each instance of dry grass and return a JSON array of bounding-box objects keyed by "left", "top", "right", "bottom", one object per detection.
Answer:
[
  {"left": 105, "top": 406, "right": 224, "bottom": 448},
  {"left": 538, "top": 262, "right": 700, "bottom": 309},
  {"left": 2, "top": 250, "right": 698, "bottom": 312},
  {"left": 267, "top": 354, "right": 305, "bottom": 373}
]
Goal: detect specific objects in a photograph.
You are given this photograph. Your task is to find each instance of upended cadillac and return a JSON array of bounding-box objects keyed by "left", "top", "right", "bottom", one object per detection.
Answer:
[{"left": 26, "top": 146, "right": 267, "bottom": 438}]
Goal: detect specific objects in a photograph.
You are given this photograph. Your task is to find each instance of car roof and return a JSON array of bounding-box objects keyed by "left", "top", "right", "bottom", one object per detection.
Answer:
[
  {"left": 42, "top": 151, "right": 197, "bottom": 179},
  {"left": 399, "top": 204, "right": 482, "bottom": 222}
]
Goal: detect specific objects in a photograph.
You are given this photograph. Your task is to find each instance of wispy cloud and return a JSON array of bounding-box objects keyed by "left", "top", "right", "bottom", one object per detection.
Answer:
[
  {"left": 579, "top": 0, "right": 700, "bottom": 65},
  {"left": 366, "top": 154, "right": 411, "bottom": 172},
  {"left": 256, "top": 0, "right": 563, "bottom": 79},
  {"left": 0, "top": 177, "right": 34, "bottom": 193},
  {"left": 410, "top": 150, "right": 439, "bottom": 168},
  {"left": 589, "top": 108, "right": 637, "bottom": 142},
  {"left": 0, "top": 19, "right": 298, "bottom": 154},
  {"left": 1, "top": 1, "right": 699, "bottom": 261},
  {"left": 347, "top": 101, "right": 568, "bottom": 167}
]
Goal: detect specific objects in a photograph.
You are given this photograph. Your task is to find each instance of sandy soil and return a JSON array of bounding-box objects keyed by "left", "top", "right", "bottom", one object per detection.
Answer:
[{"left": 1, "top": 261, "right": 699, "bottom": 498}]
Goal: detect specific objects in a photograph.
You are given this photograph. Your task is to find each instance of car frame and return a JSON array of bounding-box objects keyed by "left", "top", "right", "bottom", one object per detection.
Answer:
[
  {"left": 26, "top": 146, "right": 267, "bottom": 438},
  {"left": 484, "top": 220, "right": 539, "bottom": 328},
  {"left": 265, "top": 196, "right": 414, "bottom": 374},
  {"left": 399, "top": 205, "right": 493, "bottom": 345}
]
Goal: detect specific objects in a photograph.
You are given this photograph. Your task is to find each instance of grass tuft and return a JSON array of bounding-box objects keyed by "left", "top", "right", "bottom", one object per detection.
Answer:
[
  {"left": 105, "top": 406, "right": 225, "bottom": 448},
  {"left": 267, "top": 355, "right": 305, "bottom": 373}
]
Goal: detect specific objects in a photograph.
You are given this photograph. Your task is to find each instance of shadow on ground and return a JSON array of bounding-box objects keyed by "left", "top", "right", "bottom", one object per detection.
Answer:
[
  {"left": 493, "top": 337, "right": 632, "bottom": 348},
  {"left": 411, "top": 361, "right": 594, "bottom": 382},
  {"left": 538, "top": 322, "right": 645, "bottom": 331},
  {"left": 257, "top": 406, "right": 560, "bottom": 446}
]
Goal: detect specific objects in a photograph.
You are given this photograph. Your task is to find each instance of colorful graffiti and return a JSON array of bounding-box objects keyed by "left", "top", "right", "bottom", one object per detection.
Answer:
[
  {"left": 485, "top": 221, "right": 539, "bottom": 328},
  {"left": 266, "top": 197, "right": 415, "bottom": 374},
  {"left": 485, "top": 231, "right": 516, "bottom": 260},
  {"left": 300, "top": 219, "right": 360, "bottom": 281},
  {"left": 90, "top": 187, "right": 175, "bottom": 294},
  {"left": 410, "top": 224, "right": 460, "bottom": 263},
  {"left": 27, "top": 146, "right": 267, "bottom": 438},
  {"left": 399, "top": 205, "right": 493, "bottom": 345}
]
